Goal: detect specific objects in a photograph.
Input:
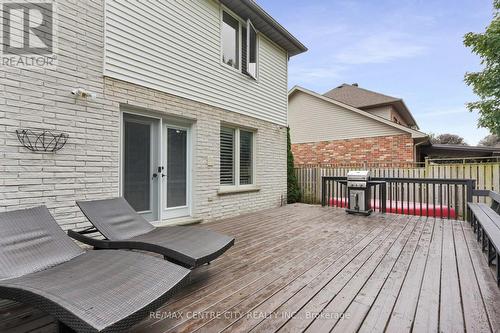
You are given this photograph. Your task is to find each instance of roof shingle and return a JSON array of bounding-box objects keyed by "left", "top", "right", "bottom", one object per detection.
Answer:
[
  {"left": 322, "top": 83, "right": 418, "bottom": 128},
  {"left": 323, "top": 84, "right": 400, "bottom": 108}
]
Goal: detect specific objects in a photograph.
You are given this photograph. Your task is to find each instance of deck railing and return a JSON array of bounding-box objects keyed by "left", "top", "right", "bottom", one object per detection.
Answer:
[
  {"left": 296, "top": 161, "right": 500, "bottom": 205},
  {"left": 321, "top": 176, "right": 477, "bottom": 220}
]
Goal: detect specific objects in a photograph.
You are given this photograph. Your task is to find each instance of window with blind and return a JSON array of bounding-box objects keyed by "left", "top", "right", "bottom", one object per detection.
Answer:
[
  {"left": 220, "top": 127, "right": 235, "bottom": 185},
  {"left": 220, "top": 126, "right": 255, "bottom": 187},
  {"left": 240, "top": 130, "right": 253, "bottom": 185}
]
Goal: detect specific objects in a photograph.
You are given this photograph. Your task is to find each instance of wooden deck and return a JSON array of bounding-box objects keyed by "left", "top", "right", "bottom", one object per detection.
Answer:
[{"left": 2, "top": 204, "right": 500, "bottom": 332}]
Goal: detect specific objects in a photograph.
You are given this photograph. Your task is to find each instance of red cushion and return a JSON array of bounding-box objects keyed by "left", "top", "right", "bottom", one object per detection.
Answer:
[{"left": 329, "top": 197, "right": 456, "bottom": 218}]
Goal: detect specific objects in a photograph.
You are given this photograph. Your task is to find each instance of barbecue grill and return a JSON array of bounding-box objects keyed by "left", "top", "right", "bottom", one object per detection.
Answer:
[{"left": 346, "top": 170, "right": 372, "bottom": 215}]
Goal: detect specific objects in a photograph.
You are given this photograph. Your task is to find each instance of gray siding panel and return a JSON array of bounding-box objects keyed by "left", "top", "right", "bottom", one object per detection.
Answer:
[
  {"left": 288, "top": 91, "right": 405, "bottom": 144},
  {"left": 365, "top": 105, "right": 392, "bottom": 120},
  {"left": 105, "top": 0, "right": 288, "bottom": 125}
]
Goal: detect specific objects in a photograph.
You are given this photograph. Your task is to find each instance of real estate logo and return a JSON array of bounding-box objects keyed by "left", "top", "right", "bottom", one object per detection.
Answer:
[{"left": 1, "top": 0, "right": 57, "bottom": 68}]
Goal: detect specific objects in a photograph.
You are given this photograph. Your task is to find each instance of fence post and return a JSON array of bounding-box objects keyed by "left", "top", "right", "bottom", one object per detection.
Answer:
[
  {"left": 321, "top": 177, "right": 326, "bottom": 206},
  {"left": 424, "top": 157, "right": 429, "bottom": 178},
  {"left": 381, "top": 183, "right": 387, "bottom": 213},
  {"left": 466, "top": 179, "right": 476, "bottom": 203},
  {"left": 315, "top": 165, "right": 322, "bottom": 204},
  {"left": 466, "top": 179, "right": 476, "bottom": 222}
]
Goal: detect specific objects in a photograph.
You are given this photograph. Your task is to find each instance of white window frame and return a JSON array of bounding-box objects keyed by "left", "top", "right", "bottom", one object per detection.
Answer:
[
  {"left": 220, "top": 8, "right": 241, "bottom": 72},
  {"left": 219, "top": 125, "right": 257, "bottom": 190},
  {"left": 246, "top": 19, "right": 258, "bottom": 80},
  {"left": 220, "top": 6, "right": 259, "bottom": 79}
]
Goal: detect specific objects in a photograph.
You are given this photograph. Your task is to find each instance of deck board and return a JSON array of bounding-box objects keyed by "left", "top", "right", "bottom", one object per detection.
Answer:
[
  {"left": 357, "top": 216, "right": 427, "bottom": 332},
  {"left": 412, "top": 218, "right": 442, "bottom": 333},
  {"left": 330, "top": 216, "right": 420, "bottom": 333},
  {"left": 1, "top": 204, "right": 500, "bottom": 333},
  {"left": 301, "top": 215, "right": 412, "bottom": 333},
  {"left": 452, "top": 219, "right": 491, "bottom": 332},
  {"left": 439, "top": 215, "right": 465, "bottom": 332},
  {"left": 384, "top": 216, "right": 433, "bottom": 332},
  {"left": 461, "top": 219, "right": 500, "bottom": 330}
]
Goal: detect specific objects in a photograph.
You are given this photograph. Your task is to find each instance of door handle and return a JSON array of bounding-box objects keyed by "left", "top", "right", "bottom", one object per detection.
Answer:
[{"left": 158, "top": 166, "right": 166, "bottom": 179}]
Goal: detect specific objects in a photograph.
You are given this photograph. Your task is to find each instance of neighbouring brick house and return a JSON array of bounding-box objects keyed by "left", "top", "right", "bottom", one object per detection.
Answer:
[{"left": 288, "top": 85, "right": 428, "bottom": 165}]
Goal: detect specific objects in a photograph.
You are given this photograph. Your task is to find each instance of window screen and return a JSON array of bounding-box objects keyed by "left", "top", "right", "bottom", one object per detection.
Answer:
[{"left": 240, "top": 130, "right": 253, "bottom": 185}]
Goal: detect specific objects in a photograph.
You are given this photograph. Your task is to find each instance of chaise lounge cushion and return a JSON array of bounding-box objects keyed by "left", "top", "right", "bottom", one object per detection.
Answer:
[
  {"left": 0, "top": 206, "right": 191, "bottom": 332},
  {"left": 129, "top": 226, "right": 235, "bottom": 267},
  {"left": 0, "top": 250, "right": 190, "bottom": 332},
  {"left": 0, "top": 206, "right": 83, "bottom": 280},
  {"left": 76, "top": 198, "right": 235, "bottom": 268}
]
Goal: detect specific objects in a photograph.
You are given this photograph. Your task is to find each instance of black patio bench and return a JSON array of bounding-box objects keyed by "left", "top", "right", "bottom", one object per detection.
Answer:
[
  {"left": 468, "top": 190, "right": 500, "bottom": 285},
  {"left": 0, "top": 206, "right": 191, "bottom": 333}
]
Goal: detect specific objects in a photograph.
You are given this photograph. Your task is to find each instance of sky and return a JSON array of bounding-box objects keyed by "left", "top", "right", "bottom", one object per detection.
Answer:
[{"left": 257, "top": 0, "right": 495, "bottom": 145}]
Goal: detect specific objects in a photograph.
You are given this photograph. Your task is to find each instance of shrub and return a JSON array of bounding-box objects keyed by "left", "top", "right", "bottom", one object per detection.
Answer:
[{"left": 287, "top": 127, "right": 301, "bottom": 203}]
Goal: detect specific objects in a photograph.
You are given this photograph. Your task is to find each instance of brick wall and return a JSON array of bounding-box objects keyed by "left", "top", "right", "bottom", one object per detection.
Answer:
[
  {"left": 0, "top": 0, "right": 287, "bottom": 230},
  {"left": 292, "top": 134, "right": 415, "bottom": 165}
]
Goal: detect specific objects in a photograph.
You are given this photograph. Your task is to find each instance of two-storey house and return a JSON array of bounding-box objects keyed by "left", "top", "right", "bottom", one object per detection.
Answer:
[
  {"left": 0, "top": 0, "right": 307, "bottom": 230},
  {"left": 288, "top": 85, "right": 427, "bottom": 166}
]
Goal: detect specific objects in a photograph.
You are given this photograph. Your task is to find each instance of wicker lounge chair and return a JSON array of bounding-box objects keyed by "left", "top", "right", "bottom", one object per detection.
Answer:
[
  {"left": 70, "top": 198, "right": 235, "bottom": 268},
  {"left": 0, "top": 206, "right": 191, "bottom": 333}
]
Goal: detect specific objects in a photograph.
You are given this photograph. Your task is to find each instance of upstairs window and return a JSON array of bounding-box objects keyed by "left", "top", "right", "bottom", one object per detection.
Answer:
[
  {"left": 222, "top": 11, "right": 239, "bottom": 69},
  {"left": 221, "top": 9, "right": 258, "bottom": 79},
  {"left": 247, "top": 21, "right": 257, "bottom": 79}
]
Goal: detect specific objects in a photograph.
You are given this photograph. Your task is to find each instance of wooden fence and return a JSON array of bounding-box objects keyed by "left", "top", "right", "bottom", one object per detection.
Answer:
[{"left": 295, "top": 160, "right": 500, "bottom": 206}]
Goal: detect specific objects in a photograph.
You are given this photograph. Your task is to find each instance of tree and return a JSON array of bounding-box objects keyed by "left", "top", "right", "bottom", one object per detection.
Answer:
[
  {"left": 286, "top": 127, "right": 301, "bottom": 203},
  {"left": 429, "top": 133, "right": 468, "bottom": 145},
  {"left": 463, "top": 0, "right": 500, "bottom": 135},
  {"left": 478, "top": 134, "right": 500, "bottom": 146}
]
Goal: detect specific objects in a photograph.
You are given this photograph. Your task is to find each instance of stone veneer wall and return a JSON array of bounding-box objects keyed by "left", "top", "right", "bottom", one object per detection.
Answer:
[{"left": 291, "top": 134, "right": 415, "bottom": 165}]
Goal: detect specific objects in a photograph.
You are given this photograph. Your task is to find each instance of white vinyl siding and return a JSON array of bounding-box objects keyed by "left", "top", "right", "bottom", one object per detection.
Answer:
[
  {"left": 288, "top": 91, "right": 406, "bottom": 144},
  {"left": 364, "top": 105, "right": 393, "bottom": 120},
  {"left": 105, "top": 0, "right": 288, "bottom": 125}
]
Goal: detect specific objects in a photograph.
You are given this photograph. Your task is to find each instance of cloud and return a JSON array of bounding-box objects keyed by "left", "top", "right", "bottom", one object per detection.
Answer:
[
  {"left": 297, "top": 24, "right": 347, "bottom": 40},
  {"left": 416, "top": 106, "right": 489, "bottom": 145},
  {"left": 334, "top": 32, "right": 428, "bottom": 65},
  {"left": 289, "top": 65, "right": 345, "bottom": 82},
  {"left": 417, "top": 108, "right": 469, "bottom": 118},
  {"left": 288, "top": 63, "right": 348, "bottom": 90}
]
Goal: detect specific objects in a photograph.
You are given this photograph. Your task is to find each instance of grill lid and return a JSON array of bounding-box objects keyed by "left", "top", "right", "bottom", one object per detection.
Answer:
[{"left": 347, "top": 170, "right": 371, "bottom": 181}]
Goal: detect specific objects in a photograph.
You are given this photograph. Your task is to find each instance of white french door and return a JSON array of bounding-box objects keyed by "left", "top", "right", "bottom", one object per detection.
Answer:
[
  {"left": 162, "top": 124, "right": 190, "bottom": 219},
  {"left": 122, "top": 114, "right": 160, "bottom": 221},
  {"left": 122, "top": 112, "right": 191, "bottom": 222}
]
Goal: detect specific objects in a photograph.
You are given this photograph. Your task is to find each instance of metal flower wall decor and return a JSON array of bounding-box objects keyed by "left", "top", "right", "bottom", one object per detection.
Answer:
[{"left": 16, "top": 129, "right": 69, "bottom": 152}]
